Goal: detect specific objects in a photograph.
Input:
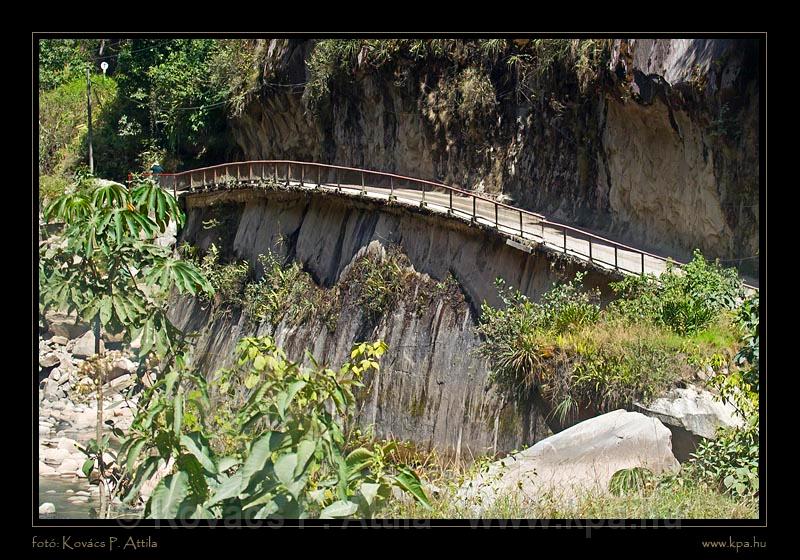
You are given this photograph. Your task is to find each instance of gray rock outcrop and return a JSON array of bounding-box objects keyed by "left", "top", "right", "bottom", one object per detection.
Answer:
[
  {"left": 634, "top": 385, "right": 745, "bottom": 462},
  {"left": 230, "top": 39, "right": 759, "bottom": 276},
  {"left": 172, "top": 191, "right": 618, "bottom": 454}
]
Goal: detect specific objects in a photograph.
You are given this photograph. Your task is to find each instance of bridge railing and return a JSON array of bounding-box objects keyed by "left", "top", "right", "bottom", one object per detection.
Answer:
[{"left": 127, "top": 161, "right": 757, "bottom": 289}]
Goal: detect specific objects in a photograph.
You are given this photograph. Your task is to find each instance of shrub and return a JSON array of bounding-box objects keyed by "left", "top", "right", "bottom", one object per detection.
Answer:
[
  {"left": 685, "top": 419, "right": 759, "bottom": 499},
  {"left": 39, "top": 75, "right": 118, "bottom": 177},
  {"left": 456, "top": 67, "right": 497, "bottom": 127},
  {"left": 610, "top": 250, "right": 744, "bottom": 335},
  {"left": 198, "top": 244, "right": 249, "bottom": 307},
  {"left": 477, "top": 266, "right": 742, "bottom": 423},
  {"left": 39, "top": 174, "right": 70, "bottom": 205},
  {"left": 303, "top": 40, "right": 362, "bottom": 114},
  {"left": 243, "top": 252, "right": 338, "bottom": 330},
  {"left": 123, "top": 336, "right": 430, "bottom": 518},
  {"left": 609, "top": 467, "right": 654, "bottom": 496},
  {"left": 476, "top": 273, "right": 602, "bottom": 400},
  {"left": 735, "top": 292, "right": 759, "bottom": 392},
  {"left": 344, "top": 246, "right": 412, "bottom": 320},
  {"left": 683, "top": 289, "right": 759, "bottom": 499}
]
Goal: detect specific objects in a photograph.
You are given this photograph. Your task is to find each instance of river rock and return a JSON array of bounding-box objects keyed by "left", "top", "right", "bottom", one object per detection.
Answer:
[
  {"left": 457, "top": 410, "right": 679, "bottom": 513},
  {"left": 45, "top": 311, "right": 90, "bottom": 340},
  {"left": 56, "top": 437, "right": 79, "bottom": 452},
  {"left": 72, "top": 331, "right": 104, "bottom": 358},
  {"left": 42, "top": 447, "right": 70, "bottom": 463},
  {"left": 39, "top": 353, "right": 60, "bottom": 368},
  {"left": 634, "top": 385, "right": 745, "bottom": 462},
  {"left": 42, "top": 379, "right": 61, "bottom": 400},
  {"left": 51, "top": 335, "right": 68, "bottom": 346},
  {"left": 38, "top": 502, "right": 56, "bottom": 515},
  {"left": 39, "top": 461, "right": 57, "bottom": 476},
  {"left": 105, "top": 373, "right": 134, "bottom": 395},
  {"left": 57, "top": 458, "right": 82, "bottom": 474},
  {"left": 111, "top": 357, "right": 137, "bottom": 378}
]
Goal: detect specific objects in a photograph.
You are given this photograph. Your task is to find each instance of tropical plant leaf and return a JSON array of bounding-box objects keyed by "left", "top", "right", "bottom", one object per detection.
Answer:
[
  {"left": 181, "top": 433, "right": 216, "bottom": 473},
  {"left": 319, "top": 500, "right": 358, "bottom": 519},
  {"left": 394, "top": 467, "right": 431, "bottom": 509},
  {"left": 148, "top": 471, "right": 190, "bottom": 519},
  {"left": 205, "top": 472, "right": 243, "bottom": 508}
]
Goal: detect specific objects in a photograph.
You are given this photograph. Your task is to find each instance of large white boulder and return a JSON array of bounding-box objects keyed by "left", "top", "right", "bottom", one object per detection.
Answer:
[
  {"left": 634, "top": 385, "right": 745, "bottom": 461},
  {"left": 457, "top": 409, "right": 679, "bottom": 514}
]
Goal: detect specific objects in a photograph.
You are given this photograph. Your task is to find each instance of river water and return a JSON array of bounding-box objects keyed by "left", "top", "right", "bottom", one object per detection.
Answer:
[{"left": 38, "top": 476, "right": 141, "bottom": 519}]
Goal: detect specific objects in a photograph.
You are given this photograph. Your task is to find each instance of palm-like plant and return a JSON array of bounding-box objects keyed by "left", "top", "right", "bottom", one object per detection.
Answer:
[{"left": 39, "top": 173, "right": 212, "bottom": 517}]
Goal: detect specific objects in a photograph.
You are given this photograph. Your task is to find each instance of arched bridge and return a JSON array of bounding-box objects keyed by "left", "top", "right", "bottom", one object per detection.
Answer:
[{"left": 134, "top": 160, "right": 757, "bottom": 289}]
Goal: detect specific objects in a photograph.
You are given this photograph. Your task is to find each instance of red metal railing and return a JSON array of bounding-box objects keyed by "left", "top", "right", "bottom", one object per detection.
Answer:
[{"left": 127, "top": 161, "right": 758, "bottom": 289}]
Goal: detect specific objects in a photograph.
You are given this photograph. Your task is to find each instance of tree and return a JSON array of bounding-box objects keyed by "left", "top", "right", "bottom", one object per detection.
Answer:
[{"left": 39, "top": 172, "right": 212, "bottom": 517}]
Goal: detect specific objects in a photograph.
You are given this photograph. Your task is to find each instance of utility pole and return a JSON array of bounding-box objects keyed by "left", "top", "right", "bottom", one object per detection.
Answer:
[{"left": 86, "top": 66, "right": 94, "bottom": 174}]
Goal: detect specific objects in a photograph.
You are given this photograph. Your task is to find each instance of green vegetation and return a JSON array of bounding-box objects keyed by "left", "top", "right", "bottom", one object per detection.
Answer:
[
  {"left": 38, "top": 39, "right": 102, "bottom": 90},
  {"left": 477, "top": 254, "right": 747, "bottom": 425},
  {"left": 609, "top": 466, "right": 654, "bottom": 496},
  {"left": 345, "top": 246, "right": 411, "bottom": 320},
  {"left": 683, "top": 292, "right": 759, "bottom": 499},
  {"left": 243, "top": 252, "right": 338, "bottom": 330},
  {"left": 304, "top": 38, "right": 611, "bottom": 123},
  {"left": 190, "top": 243, "right": 465, "bottom": 330},
  {"left": 610, "top": 249, "right": 744, "bottom": 335},
  {"left": 39, "top": 173, "right": 212, "bottom": 517},
  {"left": 121, "top": 336, "right": 429, "bottom": 519},
  {"left": 39, "top": 38, "right": 613, "bottom": 199},
  {"left": 197, "top": 244, "right": 249, "bottom": 309},
  {"left": 476, "top": 250, "right": 759, "bottom": 510},
  {"left": 38, "top": 39, "right": 262, "bottom": 198},
  {"left": 38, "top": 75, "right": 118, "bottom": 204},
  {"left": 386, "top": 460, "right": 757, "bottom": 519}
]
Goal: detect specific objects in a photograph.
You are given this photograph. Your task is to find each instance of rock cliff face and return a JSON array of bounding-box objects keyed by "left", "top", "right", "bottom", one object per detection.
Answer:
[
  {"left": 228, "top": 38, "right": 759, "bottom": 276},
  {"left": 170, "top": 189, "right": 615, "bottom": 456}
]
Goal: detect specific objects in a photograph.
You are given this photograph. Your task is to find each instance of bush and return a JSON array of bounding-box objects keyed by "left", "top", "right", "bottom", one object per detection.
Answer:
[
  {"left": 344, "top": 246, "right": 413, "bottom": 320},
  {"left": 198, "top": 244, "right": 249, "bottom": 307},
  {"left": 609, "top": 467, "right": 654, "bottom": 496},
  {"left": 39, "top": 174, "right": 70, "bottom": 205},
  {"left": 123, "top": 336, "right": 430, "bottom": 519},
  {"left": 610, "top": 250, "right": 744, "bottom": 335},
  {"left": 39, "top": 75, "right": 118, "bottom": 177},
  {"left": 683, "top": 288, "right": 759, "bottom": 499},
  {"left": 456, "top": 68, "right": 497, "bottom": 127},
  {"left": 685, "top": 419, "right": 759, "bottom": 499},
  {"left": 476, "top": 273, "right": 602, "bottom": 399},
  {"left": 477, "top": 265, "right": 742, "bottom": 423},
  {"left": 735, "top": 292, "right": 759, "bottom": 392},
  {"left": 243, "top": 252, "right": 338, "bottom": 330}
]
